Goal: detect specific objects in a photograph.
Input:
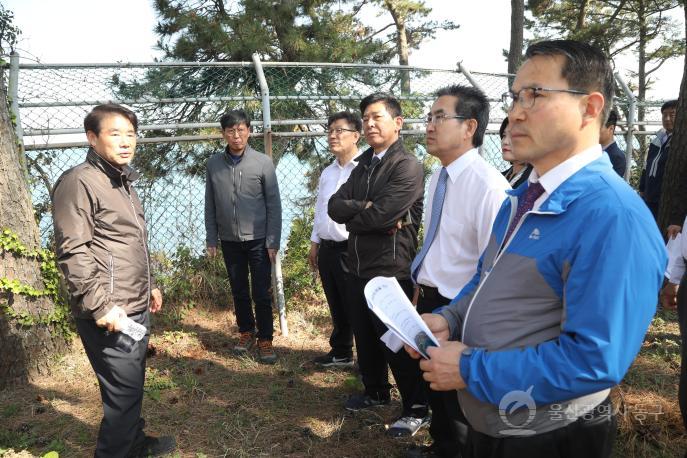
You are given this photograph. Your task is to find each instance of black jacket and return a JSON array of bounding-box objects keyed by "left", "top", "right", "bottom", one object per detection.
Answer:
[
  {"left": 639, "top": 131, "right": 671, "bottom": 204},
  {"left": 604, "top": 141, "right": 627, "bottom": 178},
  {"left": 328, "top": 138, "right": 424, "bottom": 279}
]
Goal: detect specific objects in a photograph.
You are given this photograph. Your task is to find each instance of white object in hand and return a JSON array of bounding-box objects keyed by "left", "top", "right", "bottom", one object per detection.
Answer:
[{"left": 120, "top": 317, "right": 147, "bottom": 341}]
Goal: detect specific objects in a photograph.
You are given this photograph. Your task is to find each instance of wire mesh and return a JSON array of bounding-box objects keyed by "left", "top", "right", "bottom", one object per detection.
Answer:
[{"left": 9, "top": 61, "right": 670, "bottom": 256}]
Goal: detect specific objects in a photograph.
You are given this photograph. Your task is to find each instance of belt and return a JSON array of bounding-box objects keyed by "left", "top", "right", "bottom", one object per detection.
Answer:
[
  {"left": 320, "top": 239, "right": 348, "bottom": 249},
  {"left": 418, "top": 284, "right": 451, "bottom": 303}
]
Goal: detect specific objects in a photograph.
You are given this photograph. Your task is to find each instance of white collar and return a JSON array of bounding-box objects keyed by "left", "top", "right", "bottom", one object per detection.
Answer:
[
  {"left": 444, "top": 148, "right": 479, "bottom": 184},
  {"left": 529, "top": 144, "right": 602, "bottom": 196}
]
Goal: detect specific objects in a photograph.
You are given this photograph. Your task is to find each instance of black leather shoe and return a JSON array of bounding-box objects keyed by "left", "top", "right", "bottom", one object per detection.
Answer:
[{"left": 127, "top": 435, "right": 176, "bottom": 457}]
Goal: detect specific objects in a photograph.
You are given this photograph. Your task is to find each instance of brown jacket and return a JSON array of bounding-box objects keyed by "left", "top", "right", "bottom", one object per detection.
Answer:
[{"left": 52, "top": 149, "right": 154, "bottom": 320}]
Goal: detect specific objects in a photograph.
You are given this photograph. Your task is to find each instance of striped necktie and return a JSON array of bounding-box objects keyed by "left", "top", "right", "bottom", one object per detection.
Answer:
[{"left": 411, "top": 167, "right": 448, "bottom": 282}]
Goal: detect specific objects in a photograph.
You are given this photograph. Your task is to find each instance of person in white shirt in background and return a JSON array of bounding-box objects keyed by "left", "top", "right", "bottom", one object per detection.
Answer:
[
  {"left": 661, "top": 215, "right": 687, "bottom": 437},
  {"left": 309, "top": 111, "right": 362, "bottom": 367},
  {"left": 407, "top": 85, "right": 510, "bottom": 458}
]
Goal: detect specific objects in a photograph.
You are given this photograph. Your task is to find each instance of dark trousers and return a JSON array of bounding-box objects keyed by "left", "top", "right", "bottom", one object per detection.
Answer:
[
  {"left": 76, "top": 310, "right": 150, "bottom": 458},
  {"left": 645, "top": 200, "right": 659, "bottom": 221},
  {"left": 221, "top": 239, "right": 274, "bottom": 340},
  {"left": 318, "top": 242, "right": 353, "bottom": 357},
  {"left": 417, "top": 285, "right": 468, "bottom": 457},
  {"left": 677, "top": 272, "right": 687, "bottom": 431},
  {"left": 346, "top": 274, "right": 427, "bottom": 415},
  {"left": 463, "top": 397, "right": 616, "bottom": 458}
]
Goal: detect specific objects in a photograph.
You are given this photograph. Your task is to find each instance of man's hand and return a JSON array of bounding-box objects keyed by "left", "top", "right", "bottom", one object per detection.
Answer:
[
  {"left": 95, "top": 305, "right": 127, "bottom": 332},
  {"left": 267, "top": 248, "right": 278, "bottom": 264},
  {"left": 308, "top": 242, "right": 319, "bottom": 271},
  {"left": 365, "top": 201, "right": 373, "bottom": 209},
  {"left": 150, "top": 288, "right": 163, "bottom": 313},
  {"left": 207, "top": 246, "right": 218, "bottom": 257},
  {"left": 661, "top": 282, "right": 679, "bottom": 310},
  {"left": 667, "top": 225, "right": 682, "bottom": 240},
  {"left": 405, "top": 313, "right": 450, "bottom": 359},
  {"left": 419, "top": 341, "right": 468, "bottom": 391}
]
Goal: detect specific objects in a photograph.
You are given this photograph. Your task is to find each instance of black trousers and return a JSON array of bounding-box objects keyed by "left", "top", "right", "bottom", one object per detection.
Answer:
[
  {"left": 677, "top": 272, "right": 687, "bottom": 432},
  {"left": 346, "top": 274, "right": 427, "bottom": 415},
  {"left": 318, "top": 241, "right": 353, "bottom": 357},
  {"left": 463, "top": 397, "right": 616, "bottom": 458},
  {"left": 221, "top": 239, "right": 274, "bottom": 340},
  {"left": 76, "top": 310, "right": 150, "bottom": 458},
  {"left": 417, "top": 285, "right": 468, "bottom": 457}
]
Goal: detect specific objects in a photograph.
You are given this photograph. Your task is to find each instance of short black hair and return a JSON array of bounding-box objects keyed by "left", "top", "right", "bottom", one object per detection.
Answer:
[
  {"left": 359, "top": 93, "right": 402, "bottom": 118},
  {"left": 220, "top": 109, "right": 251, "bottom": 130},
  {"left": 605, "top": 108, "right": 618, "bottom": 128},
  {"left": 661, "top": 100, "right": 678, "bottom": 112},
  {"left": 525, "top": 39, "right": 614, "bottom": 123},
  {"left": 328, "top": 111, "right": 362, "bottom": 132},
  {"left": 84, "top": 104, "right": 138, "bottom": 135},
  {"left": 435, "top": 85, "right": 490, "bottom": 147},
  {"left": 499, "top": 117, "right": 509, "bottom": 139}
]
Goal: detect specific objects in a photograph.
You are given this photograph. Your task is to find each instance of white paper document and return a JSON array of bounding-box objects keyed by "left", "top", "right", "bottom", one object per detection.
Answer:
[{"left": 364, "top": 276, "right": 440, "bottom": 358}]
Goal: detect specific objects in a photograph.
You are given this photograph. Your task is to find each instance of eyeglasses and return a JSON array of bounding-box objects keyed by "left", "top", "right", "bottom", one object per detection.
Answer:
[
  {"left": 327, "top": 127, "right": 358, "bottom": 135},
  {"left": 425, "top": 113, "right": 467, "bottom": 126},
  {"left": 225, "top": 127, "right": 248, "bottom": 136},
  {"left": 501, "top": 87, "right": 589, "bottom": 110}
]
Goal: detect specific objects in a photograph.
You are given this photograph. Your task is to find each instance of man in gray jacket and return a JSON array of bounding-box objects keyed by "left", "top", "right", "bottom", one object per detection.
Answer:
[
  {"left": 205, "top": 109, "right": 282, "bottom": 364},
  {"left": 53, "top": 104, "right": 175, "bottom": 457}
]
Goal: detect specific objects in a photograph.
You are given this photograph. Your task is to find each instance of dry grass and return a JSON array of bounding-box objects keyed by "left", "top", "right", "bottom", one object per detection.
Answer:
[{"left": 1, "top": 303, "right": 685, "bottom": 457}]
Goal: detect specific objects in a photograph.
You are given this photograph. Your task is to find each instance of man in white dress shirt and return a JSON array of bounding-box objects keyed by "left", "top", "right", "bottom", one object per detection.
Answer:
[
  {"left": 661, "top": 214, "right": 687, "bottom": 437},
  {"left": 407, "top": 85, "right": 510, "bottom": 458},
  {"left": 309, "top": 111, "right": 361, "bottom": 367}
]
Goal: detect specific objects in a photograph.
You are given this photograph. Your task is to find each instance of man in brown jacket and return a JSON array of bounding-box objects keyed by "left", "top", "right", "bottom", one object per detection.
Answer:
[{"left": 52, "top": 104, "right": 175, "bottom": 458}]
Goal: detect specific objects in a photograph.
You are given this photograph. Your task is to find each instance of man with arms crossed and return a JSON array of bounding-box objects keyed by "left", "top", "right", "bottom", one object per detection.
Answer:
[
  {"left": 408, "top": 85, "right": 510, "bottom": 457},
  {"left": 53, "top": 104, "right": 175, "bottom": 457},
  {"left": 205, "top": 109, "right": 282, "bottom": 364},
  {"left": 309, "top": 111, "right": 361, "bottom": 367},
  {"left": 409, "top": 40, "right": 666, "bottom": 457},
  {"left": 329, "top": 93, "right": 428, "bottom": 437}
]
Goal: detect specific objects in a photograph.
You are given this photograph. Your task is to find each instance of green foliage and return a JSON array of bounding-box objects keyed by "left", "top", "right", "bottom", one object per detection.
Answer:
[
  {"left": 152, "top": 245, "right": 230, "bottom": 322},
  {"left": 0, "top": 4, "right": 21, "bottom": 55},
  {"left": 145, "top": 367, "right": 177, "bottom": 401},
  {"left": 0, "top": 229, "right": 73, "bottom": 338},
  {"left": 281, "top": 209, "right": 322, "bottom": 303}
]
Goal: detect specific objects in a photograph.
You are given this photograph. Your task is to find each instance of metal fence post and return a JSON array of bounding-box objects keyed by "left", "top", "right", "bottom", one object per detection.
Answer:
[
  {"left": 252, "top": 53, "right": 288, "bottom": 337},
  {"left": 614, "top": 72, "right": 636, "bottom": 182}
]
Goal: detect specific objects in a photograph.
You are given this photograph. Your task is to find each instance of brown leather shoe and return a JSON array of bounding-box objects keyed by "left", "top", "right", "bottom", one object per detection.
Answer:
[
  {"left": 257, "top": 339, "right": 277, "bottom": 364},
  {"left": 233, "top": 331, "right": 255, "bottom": 354}
]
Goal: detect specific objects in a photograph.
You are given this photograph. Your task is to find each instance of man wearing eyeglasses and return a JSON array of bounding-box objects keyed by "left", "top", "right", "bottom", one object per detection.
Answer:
[
  {"left": 329, "top": 93, "right": 428, "bottom": 437},
  {"left": 205, "top": 109, "right": 282, "bottom": 364},
  {"left": 309, "top": 111, "right": 361, "bottom": 368},
  {"left": 406, "top": 85, "right": 510, "bottom": 458},
  {"left": 408, "top": 40, "right": 666, "bottom": 457}
]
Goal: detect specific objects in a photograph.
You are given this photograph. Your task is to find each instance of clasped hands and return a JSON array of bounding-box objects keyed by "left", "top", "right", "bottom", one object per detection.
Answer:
[{"left": 404, "top": 313, "right": 468, "bottom": 391}]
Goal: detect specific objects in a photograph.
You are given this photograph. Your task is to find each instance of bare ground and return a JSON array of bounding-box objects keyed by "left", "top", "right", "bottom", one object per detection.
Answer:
[{"left": 1, "top": 299, "right": 686, "bottom": 457}]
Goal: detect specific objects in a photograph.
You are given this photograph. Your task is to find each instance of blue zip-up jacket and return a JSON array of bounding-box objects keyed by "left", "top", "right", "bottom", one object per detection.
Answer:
[{"left": 439, "top": 155, "right": 667, "bottom": 437}]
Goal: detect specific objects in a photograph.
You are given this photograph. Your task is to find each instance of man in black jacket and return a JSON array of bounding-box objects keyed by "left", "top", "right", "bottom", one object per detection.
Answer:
[
  {"left": 599, "top": 108, "right": 626, "bottom": 178},
  {"left": 329, "top": 93, "right": 428, "bottom": 437}
]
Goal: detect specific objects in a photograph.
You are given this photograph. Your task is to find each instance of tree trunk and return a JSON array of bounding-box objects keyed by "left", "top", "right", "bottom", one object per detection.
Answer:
[
  {"left": 508, "top": 0, "right": 525, "bottom": 77},
  {"left": 637, "top": 0, "right": 648, "bottom": 161},
  {"left": 576, "top": 0, "right": 589, "bottom": 31},
  {"left": 384, "top": 0, "right": 411, "bottom": 94},
  {"left": 0, "top": 69, "right": 67, "bottom": 389},
  {"left": 657, "top": 4, "right": 687, "bottom": 233}
]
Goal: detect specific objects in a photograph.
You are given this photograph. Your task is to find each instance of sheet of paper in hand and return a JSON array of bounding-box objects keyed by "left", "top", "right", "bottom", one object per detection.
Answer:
[{"left": 364, "top": 276, "right": 440, "bottom": 358}]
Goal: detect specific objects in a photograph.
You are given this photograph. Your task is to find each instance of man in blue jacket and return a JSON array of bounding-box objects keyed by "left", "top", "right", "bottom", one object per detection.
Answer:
[{"left": 408, "top": 40, "right": 667, "bottom": 457}]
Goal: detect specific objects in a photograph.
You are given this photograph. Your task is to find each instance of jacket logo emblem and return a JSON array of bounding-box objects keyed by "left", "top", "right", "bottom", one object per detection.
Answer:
[{"left": 528, "top": 228, "right": 541, "bottom": 240}]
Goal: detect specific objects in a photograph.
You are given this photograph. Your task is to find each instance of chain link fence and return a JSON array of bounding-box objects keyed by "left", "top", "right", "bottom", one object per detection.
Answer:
[{"left": 5, "top": 56, "right": 669, "bottom": 257}]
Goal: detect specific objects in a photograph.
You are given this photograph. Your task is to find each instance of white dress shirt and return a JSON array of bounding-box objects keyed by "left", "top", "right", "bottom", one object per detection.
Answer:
[
  {"left": 417, "top": 148, "right": 511, "bottom": 298},
  {"left": 310, "top": 157, "right": 359, "bottom": 243},
  {"left": 666, "top": 215, "right": 687, "bottom": 285},
  {"left": 529, "top": 144, "right": 603, "bottom": 211}
]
